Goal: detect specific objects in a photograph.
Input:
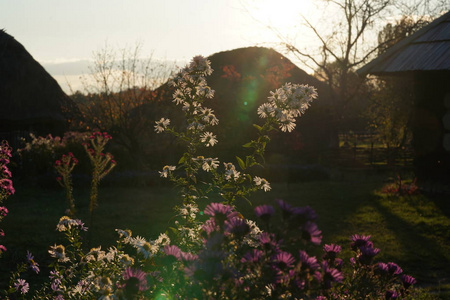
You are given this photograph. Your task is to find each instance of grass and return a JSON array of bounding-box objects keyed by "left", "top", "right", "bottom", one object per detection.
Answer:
[{"left": 1, "top": 171, "right": 449, "bottom": 297}]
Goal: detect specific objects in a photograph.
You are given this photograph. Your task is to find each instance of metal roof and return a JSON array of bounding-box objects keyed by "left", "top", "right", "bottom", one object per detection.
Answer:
[{"left": 357, "top": 10, "right": 450, "bottom": 75}]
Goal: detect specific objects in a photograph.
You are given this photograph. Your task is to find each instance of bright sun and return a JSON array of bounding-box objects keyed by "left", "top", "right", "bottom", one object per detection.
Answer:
[{"left": 240, "top": 0, "right": 319, "bottom": 43}]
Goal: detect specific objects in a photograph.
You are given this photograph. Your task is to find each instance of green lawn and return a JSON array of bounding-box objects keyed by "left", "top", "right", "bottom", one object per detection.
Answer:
[{"left": 1, "top": 172, "right": 449, "bottom": 297}]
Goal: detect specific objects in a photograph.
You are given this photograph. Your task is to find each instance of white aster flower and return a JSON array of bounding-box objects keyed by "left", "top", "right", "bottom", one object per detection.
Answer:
[
  {"left": 130, "top": 236, "right": 156, "bottom": 259},
  {"left": 257, "top": 103, "right": 275, "bottom": 118},
  {"left": 172, "top": 89, "right": 185, "bottom": 105},
  {"left": 200, "top": 108, "right": 219, "bottom": 125},
  {"left": 253, "top": 176, "right": 271, "bottom": 191},
  {"left": 154, "top": 118, "right": 170, "bottom": 133},
  {"left": 200, "top": 132, "right": 218, "bottom": 147},
  {"left": 159, "top": 165, "right": 176, "bottom": 178},
  {"left": 202, "top": 157, "right": 219, "bottom": 172},
  {"left": 187, "top": 121, "right": 205, "bottom": 131},
  {"left": 189, "top": 55, "right": 213, "bottom": 76},
  {"left": 196, "top": 85, "right": 215, "bottom": 99},
  {"left": 48, "top": 244, "right": 70, "bottom": 262},
  {"left": 116, "top": 229, "right": 132, "bottom": 244},
  {"left": 225, "top": 169, "right": 241, "bottom": 181},
  {"left": 155, "top": 233, "right": 171, "bottom": 247}
]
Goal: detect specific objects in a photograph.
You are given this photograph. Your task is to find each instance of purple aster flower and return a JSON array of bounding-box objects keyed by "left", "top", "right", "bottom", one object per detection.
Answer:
[
  {"left": 276, "top": 199, "right": 293, "bottom": 218},
  {"left": 323, "top": 244, "right": 341, "bottom": 261},
  {"left": 274, "top": 269, "right": 294, "bottom": 285},
  {"left": 316, "top": 297, "right": 327, "bottom": 300},
  {"left": 350, "top": 234, "right": 373, "bottom": 251},
  {"left": 225, "top": 216, "right": 250, "bottom": 237},
  {"left": 292, "top": 206, "right": 318, "bottom": 222},
  {"left": 204, "top": 203, "right": 236, "bottom": 225},
  {"left": 120, "top": 268, "right": 148, "bottom": 297},
  {"left": 375, "top": 262, "right": 389, "bottom": 275},
  {"left": 254, "top": 204, "right": 275, "bottom": 221},
  {"left": 26, "top": 251, "right": 40, "bottom": 274},
  {"left": 0, "top": 229, "right": 4, "bottom": 237},
  {"left": 180, "top": 251, "right": 198, "bottom": 262},
  {"left": 301, "top": 221, "right": 322, "bottom": 245},
  {"left": 74, "top": 219, "right": 88, "bottom": 231},
  {"left": 241, "top": 249, "right": 265, "bottom": 264},
  {"left": 202, "top": 218, "right": 219, "bottom": 236},
  {"left": 385, "top": 290, "right": 399, "bottom": 299},
  {"left": 164, "top": 245, "right": 181, "bottom": 260},
  {"left": 259, "top": 232, "right": 280, "bottom": 251},
  {"left": 14, "top": 278, "right": 29, "bottom": 294},
  {"left": 0, "top": 245, "right": 6, "bottom": 253},
  {"left": 387, "top": 262, "right": 403, "bottom": 275},
  {"left": 401, "top": 274, "right": 417, "bottom": 289},
  {"left": 358, "top": 246, "right": 380, "bottom": 265},
  {"left": 322, "top": 261, "right": 344, "bottom": 289},
  {"left": 51, "top": 278, "right": 61, "bottom": 292},
  {"left": 298, "top": 250, "right": 320, "bottom": 271},
  {"left": 272, "top": 251, "right": 296, "bottom": 271}
]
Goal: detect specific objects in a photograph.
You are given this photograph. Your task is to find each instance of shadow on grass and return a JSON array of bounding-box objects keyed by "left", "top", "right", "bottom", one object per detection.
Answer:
[{"left": 371, "top": 196, "right": 450, "bottom": 285}]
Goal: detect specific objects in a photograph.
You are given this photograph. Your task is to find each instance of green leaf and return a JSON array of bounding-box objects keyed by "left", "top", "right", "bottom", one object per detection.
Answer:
[
  {"left": 178, "top": 155, "right": 186, "bottom": 164},
  {"left": 242, "top": 142, "right": 254, "bottom": 148},
  {"left": 236, "top": 156, "right": 246, "bottom": 170},
  {"left": 253, "top": 124, "right": 263, "bottom": 131},
  {"left": 169, "top": 227, "right": 178, "bottom": 234}
]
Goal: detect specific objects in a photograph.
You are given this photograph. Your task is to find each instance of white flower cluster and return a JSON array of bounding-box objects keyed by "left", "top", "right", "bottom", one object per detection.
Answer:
[
  {"left": 253, "top": 176, "right": 271, "bottom": 192},
  {"left": 178, "top": 203, "right": 200, "bottom": 219},
  {"left": 155, "top": 56, "right": 219, "bottom": 147},
  {"left": 116, "top": 229, "right": 171, "bottom": 260},
  {"left": 56, "top": 216, "right": 88, "bottom": 232},
  {"left": 257, "top": 83, "right": 317, "bottom": 132}
]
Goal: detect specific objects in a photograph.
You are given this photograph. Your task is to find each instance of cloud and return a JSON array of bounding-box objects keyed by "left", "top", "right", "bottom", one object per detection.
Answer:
[{"left": 41, "top": 59, "right": 92, "bottom": 76}]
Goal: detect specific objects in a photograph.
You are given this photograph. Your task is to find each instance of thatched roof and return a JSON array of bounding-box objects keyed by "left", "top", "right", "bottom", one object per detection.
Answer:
[
  {"left": 139, "top": 47, "right": 336, "bottom": 158},
  {"left": 357, "top": 10, "right": 450, "bottom": 75},
  {"left": 0, "top": 29, "right": 79, "bottom": 126}
]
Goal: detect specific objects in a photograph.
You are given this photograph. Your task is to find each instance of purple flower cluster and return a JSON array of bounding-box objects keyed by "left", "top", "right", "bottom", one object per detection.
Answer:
[
  {"left": 341, "top": 234, "right": 418, "bottom": 298},
  {"left": 350, "top": 234, "right": 380, "bottom": 265},
  {"left": 157, "top": 201, "right": 345, "bottom": 298}
]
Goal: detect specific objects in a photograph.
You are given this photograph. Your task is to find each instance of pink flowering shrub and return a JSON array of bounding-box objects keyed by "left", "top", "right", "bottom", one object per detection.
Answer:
[
  {"left": 16, "top": 132, "right": 90, "bottom": 184},
  {"left": 0, "top": 140, "right": 14, "bottom": 258}
]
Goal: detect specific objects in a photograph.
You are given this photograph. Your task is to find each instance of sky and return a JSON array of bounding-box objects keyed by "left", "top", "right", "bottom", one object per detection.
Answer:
[{"left": 1, "top": 0, "right": 324, "bottom": 93}]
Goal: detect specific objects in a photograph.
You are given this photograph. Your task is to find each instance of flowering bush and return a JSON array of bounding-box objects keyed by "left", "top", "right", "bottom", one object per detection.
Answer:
[
  {"left": 1, "top": 56, "right": 422, "bottom": 299},
  {"left": 0, "top": 140, "right": 14, "bottom": 258},
  {"left": 381, "top": 175, "right": 419, "bottom": 196},
  {"left": 16, "top": 132, "right": 91, "bottom": 184}
]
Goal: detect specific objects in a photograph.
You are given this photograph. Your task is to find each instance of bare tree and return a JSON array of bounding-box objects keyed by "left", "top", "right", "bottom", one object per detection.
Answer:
[
  {"left": 73, "top": 43, "right": 176, "bottom": 163},
  {"left": 276, "top": 0, "right": 447, "bottom": 129}
]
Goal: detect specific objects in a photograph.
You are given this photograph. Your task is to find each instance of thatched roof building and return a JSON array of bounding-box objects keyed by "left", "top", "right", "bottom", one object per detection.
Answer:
[
  {"left": 358, "top": 11, "right": 450, "bottom": 190},
  {"left": 0, "top": 29, "right": 79, "bottom": 147}
]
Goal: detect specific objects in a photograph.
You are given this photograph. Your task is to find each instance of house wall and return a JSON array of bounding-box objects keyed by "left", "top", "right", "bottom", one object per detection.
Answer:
[{"left": 412, "top": 71, "right": 450, "bottom": 187}]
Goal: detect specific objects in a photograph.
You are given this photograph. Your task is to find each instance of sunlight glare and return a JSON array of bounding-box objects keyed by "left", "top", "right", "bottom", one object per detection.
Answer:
[{"left": 244, "top": 0, "right": 317, "bottom": 41}]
